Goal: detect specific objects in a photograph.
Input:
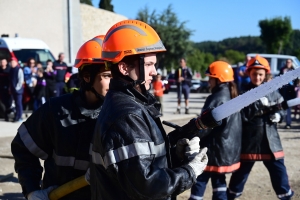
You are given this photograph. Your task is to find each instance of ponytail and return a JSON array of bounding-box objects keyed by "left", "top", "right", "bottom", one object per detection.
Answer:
[{"left": 228, "top": 81, "right": 238, "bottom": 99}]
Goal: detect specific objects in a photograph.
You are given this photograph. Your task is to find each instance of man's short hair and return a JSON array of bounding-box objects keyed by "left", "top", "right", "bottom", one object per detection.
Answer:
[{"left": 58, "top": 52, "right": 64, "bottom": 58}]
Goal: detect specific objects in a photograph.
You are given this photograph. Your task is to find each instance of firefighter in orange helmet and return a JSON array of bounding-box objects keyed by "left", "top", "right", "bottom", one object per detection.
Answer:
[
  {"left": 189, "top": 61, "right": 242, "bottom": 200},
  {"left": 11, "top": 35, "right": 111, "bottom": 200},
  {"left": 90, "top": 20, "right": 210, "bottom": 200},
  {"left": 228, "top": 55, "right": 294, "bottom": 200}
]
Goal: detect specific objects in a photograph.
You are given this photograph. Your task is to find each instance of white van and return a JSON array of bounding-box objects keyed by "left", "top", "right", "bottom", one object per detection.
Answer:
[
  {"left": 247, "top": 53, "right": 300, "bottom": 76},
  {"left": 0, "top": 36, "right": 55, "bottom": 67}
]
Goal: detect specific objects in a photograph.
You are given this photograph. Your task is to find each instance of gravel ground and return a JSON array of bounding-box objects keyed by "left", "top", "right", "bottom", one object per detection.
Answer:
[{"left": 0, "top": 118, "right": 299, "bottom": 200}]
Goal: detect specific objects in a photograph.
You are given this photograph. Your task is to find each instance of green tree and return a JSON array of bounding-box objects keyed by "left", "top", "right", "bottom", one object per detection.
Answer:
[
  {"left": 99, "top": 0, "right": 114, "bottom": 12},
  {"left": 259, "top": 16, "right": 292, "bottom": 54},
  {"left": 136, "top": 5, "right": 193, "bottom": 70},
  {"left": 187, "top": 49, "right": 215, "bottom": 76},
  {"left": 218, "top": 50, "right": 245, "bottom": 64},
  {"left": 80, "top": 0, "right": 92, "bottom": 6}
]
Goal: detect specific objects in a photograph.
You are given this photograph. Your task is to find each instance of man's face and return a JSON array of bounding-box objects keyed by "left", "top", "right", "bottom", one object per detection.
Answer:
[
  {"left": 286, "top": 59, "right": 292, "bottom": 68},
  {"left": 92, "top": 70, "right": 112, "bottom": 97},
  {"left": 59, "top": 54, "right": 65, "bottom": 62},
  {"left": 143, "top": 53, "right": 157, "bottom": 90},
  {"left": 249, "top": 68, "right": 266, "bottom": 86},
  {"left": 1, "top": 59, "right": 7, "bottom": 68},
  {"left": 127, "top": 53, "right": 157, "bottom": 90},
  {"left": 10, "top": 60, "right": 18, "bottom": 68},
  {"left": 180, "top": 59, "right": 186, "bottom": 68}
]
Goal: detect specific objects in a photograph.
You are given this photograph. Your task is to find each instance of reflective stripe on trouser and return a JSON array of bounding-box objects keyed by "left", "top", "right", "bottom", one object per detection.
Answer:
[
  {"left": 190, "top": 172, "right": 227, "bottom": 200},
  {"left": 91, "top": 142, "right": 166, "bottom": 169},
  {"left": 228, "top": 160, "right": 294, "bottom": 200}
]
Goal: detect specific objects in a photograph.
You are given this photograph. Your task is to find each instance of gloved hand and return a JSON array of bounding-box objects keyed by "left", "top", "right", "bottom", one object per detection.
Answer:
[
  {"left": 176, "top": 138, "right": 189, "bottom": 160},
  {"left": 196, "top": 108, "right": 222, "bottom": 129},
  {"left": 85, "top": 168, "right": 90, "bottom": 185},
  {"left": 185, "top": 137, "right": 200, "bottom": 160},
  {"left": 270, "top": 113, "right": 281, "bottom": 123},
  {"left": 176, "top": 137, "right": 200, "bottom": 160},
  {"left": 27, "top": 186, "right": 57, "bottom": 200},
  {"left": 260, "top": 97, "right": 269, "bottom": 107},
  {"left": 187, "top": 147, "right": 208, "bottom": 177}
]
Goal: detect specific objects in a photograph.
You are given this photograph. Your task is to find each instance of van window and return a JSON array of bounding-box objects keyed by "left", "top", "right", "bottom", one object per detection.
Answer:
[
  {"left": 12, "top": 49, "right": 55, "bottom": 67},
  {"left": 295, "top": 58, "right": 300, "bottom": 67},
  {"left": 277, "top": 58, "right": 288, "bottom": 71},
  {"left": 0, "top": 48, "right": 11, "bottom": 61}
]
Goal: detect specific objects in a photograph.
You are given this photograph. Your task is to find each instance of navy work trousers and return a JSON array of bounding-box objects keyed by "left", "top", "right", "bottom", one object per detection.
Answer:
[
  {"left": 190, "top": 172, "right": 227, "bottom": 200},
  {"left": 228, "top": 159, "right": 294, "bottom": 200}
]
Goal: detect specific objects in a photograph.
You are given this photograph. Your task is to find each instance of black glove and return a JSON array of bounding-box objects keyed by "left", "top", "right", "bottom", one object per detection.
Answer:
[{"left": 195, "top": 107, "right": 222, "bottom": 129}]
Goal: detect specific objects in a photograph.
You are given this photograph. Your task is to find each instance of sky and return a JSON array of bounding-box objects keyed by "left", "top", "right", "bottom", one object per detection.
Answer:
[{"left": 91, "top": 0, "right": 300, "bottom": 43}]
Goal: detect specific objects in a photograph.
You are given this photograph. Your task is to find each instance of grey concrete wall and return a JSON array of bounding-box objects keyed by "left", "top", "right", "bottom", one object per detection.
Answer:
[
  {"left": 0, "top": 0, "right": 127, "bottom": 66},
  {"left": 0, "top": 0, "right": 65, "bottom": 60},
  {"left": 80, "top": 4, "right": 127, "bottom": 43}
]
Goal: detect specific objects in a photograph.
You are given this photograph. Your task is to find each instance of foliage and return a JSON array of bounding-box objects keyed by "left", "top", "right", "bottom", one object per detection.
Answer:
[
  {"left": 80, "top": 0, "right": 92, "bottom": 6},
  {"left": 259, "top": 16, "right": 292, "bottom": 54},
  {"left": 194, "top": 36, "right": 265, "bottom": 56},
  {"left": 217, "top": 50, "right": 245, "bottom": 64},
  {"left": 99, "top": 0, "right": 114, "bottom": 12},
  {"left": 186, "top": 49, "right": 214, "bottom": 76},
  {"left": 136, "top": 5, "right": 193, "bottom": 70}
]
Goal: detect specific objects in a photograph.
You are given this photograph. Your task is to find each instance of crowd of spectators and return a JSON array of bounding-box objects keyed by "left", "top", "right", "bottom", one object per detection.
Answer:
[{"left": 0, "top": 52, "right": 80, "bottom": 122}]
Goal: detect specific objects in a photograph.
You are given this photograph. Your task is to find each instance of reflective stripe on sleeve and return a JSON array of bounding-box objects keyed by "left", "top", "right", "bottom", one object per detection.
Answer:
[
  {"left": 91, "top": 142, "right": 166, "bottom": 168},
  {"left": 18, "top": 123, "right": 48, "bottom": 160},
  {"left": 52, "top": 151, "right": 89, "bottom": 170}
]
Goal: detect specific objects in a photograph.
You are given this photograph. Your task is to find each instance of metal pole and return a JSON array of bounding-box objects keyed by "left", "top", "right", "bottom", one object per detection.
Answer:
[{"left": 67, "top": 0, "right": 73, "bottom": 65}]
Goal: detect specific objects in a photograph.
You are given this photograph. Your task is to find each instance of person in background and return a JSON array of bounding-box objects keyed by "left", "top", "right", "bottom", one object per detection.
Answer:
[
  {"left": 9, "top": 57, "right": 24, "bottom": 122},
  {"left": 36, "top": 62, "right": 43, "bottom": 69},
  {"left": 33, "top": 68, "right": 46, "bottom": 111},
  {"left": 293, "top": 79, "right": 300, "bottom": 120},
  {"left": 152, "top": 73, "right": 165, "bottom": 115},
  {"left": 227, "top": 55, "right": 294, "bottom": 200},
  {"left": 44, "top": 59, "right": 57, "bottom": 100},
  {"left": 279, "top": 59, "right": 295, "bottom": 129},
  {"left": 11, "top": 35, "right": 111, "bottom": 200},
  {"left": 0, "top": 58, "right": 12, "bottom": 121},
  {"left": 234, "top": 62, "right": 243, "bottom": 93},
  {"left": 189, "top": 61, "right": 242, "bottom": 200},
  {"left": 174, "top": 58, "right": 193, "bottom": 114},
  {"left": 239, "top": 56, "right": 251, "bottom": 93},
  {"left": 23, "top": 58, "right": 37, "bottom": 116},
  {"left": 53, "top": 52, "right": 68, "bottom": 97}
]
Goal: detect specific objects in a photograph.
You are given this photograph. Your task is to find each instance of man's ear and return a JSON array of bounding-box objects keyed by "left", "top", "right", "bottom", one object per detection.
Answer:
[
  {"left": 118, "top": 62, "right": 128, "bottom": 75},
  {"left": 83, "top": 74, "right": 90, "bottom": 83}
]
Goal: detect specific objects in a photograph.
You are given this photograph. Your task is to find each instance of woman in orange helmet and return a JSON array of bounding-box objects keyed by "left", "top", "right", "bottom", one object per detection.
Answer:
[
  {"left": 189, "top": 61, "right": 242, "bottom": 200},
  {"left": 228, "top": 55, "right": 294, "bottom": 200},
  {"left": 89, "top": 20, "right": 217, "bottom": 200},
  {"left": 11, "top": 35, "right": 111, "bottom": 200}
]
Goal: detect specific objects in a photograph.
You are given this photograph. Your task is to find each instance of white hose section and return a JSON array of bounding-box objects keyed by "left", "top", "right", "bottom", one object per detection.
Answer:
[
  {"left": 211, "top": 68, "right": 300, "bottom": 121},
  {"left": 287, "top": 98, "right": 300, "bottom": 107}
]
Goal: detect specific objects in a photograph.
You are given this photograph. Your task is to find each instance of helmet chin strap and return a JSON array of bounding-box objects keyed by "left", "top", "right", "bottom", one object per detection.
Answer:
[
  {"left": 123, "top": 55, "right": 148, "bottom": 94},
  {"left": 138, "top": 55, "right": 147, "bottom": 94},
  {"left": 90, "top": 86, "right": 105, "bottom": 101}
]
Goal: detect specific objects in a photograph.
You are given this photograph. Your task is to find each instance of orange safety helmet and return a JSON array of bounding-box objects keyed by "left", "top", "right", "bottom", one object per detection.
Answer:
[
  {"left": 205, "top": 61, "right": 234, "bottom": 82},
  {"left": 246, "top": 54, "right": 270, "bottom": 73},
  {"left": 74, "top": 35, "right": 106, "bottom": 69},
  {"left": 101, "top": 20, "right": 166, "bottom": 63}
]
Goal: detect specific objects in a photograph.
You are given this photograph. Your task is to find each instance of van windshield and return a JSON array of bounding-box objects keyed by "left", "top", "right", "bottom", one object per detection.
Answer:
[
  {"left": 295, "top": 57, "right": 300, "bottom": 68},
  {"left": 13, "top": 49, "right": 55, "bottom": 67}
]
